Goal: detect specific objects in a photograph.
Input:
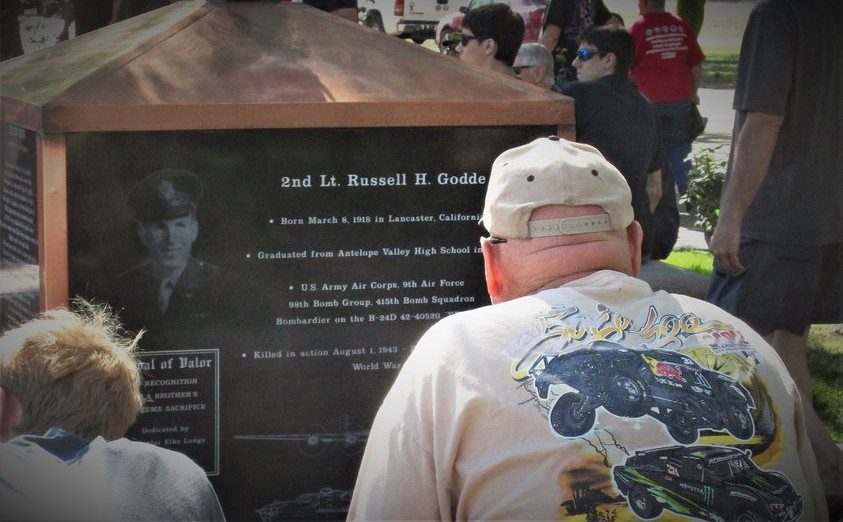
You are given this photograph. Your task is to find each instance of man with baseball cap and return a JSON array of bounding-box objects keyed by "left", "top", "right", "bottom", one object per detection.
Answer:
[
  {"left": 104, "top": 169, "right": 221, "bottom": 336},
  {"left": 349, "top": 137, "right": 825, "bottom": 520}
]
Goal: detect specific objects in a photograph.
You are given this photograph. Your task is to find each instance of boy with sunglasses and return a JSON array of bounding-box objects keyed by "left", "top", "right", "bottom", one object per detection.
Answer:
[
  {"left": 556, "top": 25, "right": 670, "bottom": 260},
  {"left": 456, "top": 3, "right": 524, "bottom": 77}
]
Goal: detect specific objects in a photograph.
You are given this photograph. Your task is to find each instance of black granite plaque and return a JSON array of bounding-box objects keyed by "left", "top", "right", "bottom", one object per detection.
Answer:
[
  {"left": 0, "top": 122, "right": 39, "bottom": 333},
  {"left": 67, "top": 126, "right": 554, "bottom": 521},
  {"left": 129, "top": 349, "right": 220, "bottom": 474}
]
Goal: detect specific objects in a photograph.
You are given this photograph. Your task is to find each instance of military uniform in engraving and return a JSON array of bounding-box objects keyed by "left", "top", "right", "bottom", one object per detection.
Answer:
[
  {"left": 111, "top": 257, "right": 221, "bottom": 332},
  {"left": 103, "top": 169, "right": 221, "bottom": 334}
]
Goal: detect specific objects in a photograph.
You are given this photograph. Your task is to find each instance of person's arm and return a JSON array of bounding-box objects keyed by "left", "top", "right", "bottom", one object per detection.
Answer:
[
  {"left": 349, "top": 429, "right": 440, "bottom": 520},
  {"left": 110, "top": 0, "right": 123, "bottom": 23},
  {"left": 348, "top": 327, "right": 447, "bottom": 520},
  {"left": 332, "top": 6, "right": 358, "bottom": 22},
  {"left": 593, "top": 0, "right": 610, "bottom": 26},
  {"left": 539, "top": 0, "right": 564, "bottom": 53},
  {"left": 646, "top": 169, "right": 662, "bottom": 214},
  {"left": 690, "top": 64, "right": 702, "bottom": 104},
  {"left": 708, "top": 111, "right": 784, "bottom": 274},
  {"left": 539, "top": 24, "right": 561, "bottom": 53},
  {"left": 58, "top": 0, "right": 75, "bottom": 41}
]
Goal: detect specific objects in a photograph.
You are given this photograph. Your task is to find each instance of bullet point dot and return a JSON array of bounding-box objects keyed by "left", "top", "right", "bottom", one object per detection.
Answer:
[
  {"left": 289, "top": 286, "right": 294, "bottom": 290},
  {"left": 269, "top": 219, "right": 274, "bottom": 224},
  {"left": 241, "top": 353, "right": 247, "bottom": 358},
  {"left": 246, "top": 254, "right": 251, "bottom": 258}
]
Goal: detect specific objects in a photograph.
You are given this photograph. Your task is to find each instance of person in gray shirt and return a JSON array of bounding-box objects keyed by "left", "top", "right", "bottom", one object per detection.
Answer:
[
  {"left": 0, "top": 301, "right": 225, "bottom": 521},
  {"left": 707, "top": 0, "right": 841, "bottom": 512}
]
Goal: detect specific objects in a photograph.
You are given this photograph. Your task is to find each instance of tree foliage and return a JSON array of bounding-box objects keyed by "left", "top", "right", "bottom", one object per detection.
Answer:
[{"left": 677, "top": 0, "right": 706, "bottom": 36}]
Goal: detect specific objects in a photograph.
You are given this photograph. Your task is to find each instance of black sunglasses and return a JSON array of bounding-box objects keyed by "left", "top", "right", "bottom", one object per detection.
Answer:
[
  {"left": 459, "top": 33, "right": 480, "bottom": 46},
  {"left": 576, "top": 48, "right": 609, "bottom": 62},
  {"left": 512, "top": 65, "right": 536, "bottom": 74}
]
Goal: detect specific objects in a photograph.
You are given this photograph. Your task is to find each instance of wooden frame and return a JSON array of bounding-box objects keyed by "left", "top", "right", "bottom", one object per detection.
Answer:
[
  {"left": 1, "top": 1, "right": 575, "bottom": 315},
  {"left": 36, "top": 134, "right": 68, "bottom": 309}
]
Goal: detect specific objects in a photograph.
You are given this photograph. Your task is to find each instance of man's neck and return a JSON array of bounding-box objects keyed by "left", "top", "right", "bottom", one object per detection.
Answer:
[
  {"left": 154, "top": 262, "right": 188, "bottom": 283},
  {"left": 488, "top": 59, "right": 516, "bottom": 77},
  {"left": 534, "top": 269, "right": 616, "bottom": 293}
]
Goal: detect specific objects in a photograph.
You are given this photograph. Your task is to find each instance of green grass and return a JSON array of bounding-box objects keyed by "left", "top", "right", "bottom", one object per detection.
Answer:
[
  {"left": 663, "top": 249, "right": 842, "bottom": 440},
  {"left": 807, "top": 325, "right": 843, "bottom": 441},
  {"left": 700, "top": 52, "right": 739, "bottom": 89},
  {"left": 664, "top": 248, "right": 714, "bottom": 275}
]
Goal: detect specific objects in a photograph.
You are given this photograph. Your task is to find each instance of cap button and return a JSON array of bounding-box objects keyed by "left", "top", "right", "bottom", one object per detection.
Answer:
[{"left": 547, "top": 135, "right": 560, "bottom": 141}]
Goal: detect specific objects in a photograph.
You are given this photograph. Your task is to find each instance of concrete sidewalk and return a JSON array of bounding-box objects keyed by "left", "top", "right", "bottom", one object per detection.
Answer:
[
  {"left": 638, "top": 88, "right": 734, "bottom": 297},
  {"left": 672, "top": 86, "right": 735, "bottom": 253}
]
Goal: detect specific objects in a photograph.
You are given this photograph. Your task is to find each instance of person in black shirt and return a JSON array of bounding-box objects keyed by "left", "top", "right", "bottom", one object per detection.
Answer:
[
  {"left": 539, "top": 0, "right": 610, "bottom": 83},
  {"left": 556, "top": 25, "right": 667, "bottom": 258}
]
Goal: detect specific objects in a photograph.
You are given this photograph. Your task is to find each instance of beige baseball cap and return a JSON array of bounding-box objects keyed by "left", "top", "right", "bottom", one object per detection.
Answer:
[{"left": 482, "top": 136, "right": 634, "bottom": 239}]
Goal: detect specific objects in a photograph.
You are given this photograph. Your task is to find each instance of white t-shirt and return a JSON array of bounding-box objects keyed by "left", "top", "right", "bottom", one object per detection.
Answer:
[{"left": 350, "top": 271, "right": 826, "bottom": 521}]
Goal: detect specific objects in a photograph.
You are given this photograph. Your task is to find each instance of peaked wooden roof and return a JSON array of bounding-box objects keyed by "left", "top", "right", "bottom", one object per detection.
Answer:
[{"left": 0, "top": 1, "right": 571, "bottom": 132}]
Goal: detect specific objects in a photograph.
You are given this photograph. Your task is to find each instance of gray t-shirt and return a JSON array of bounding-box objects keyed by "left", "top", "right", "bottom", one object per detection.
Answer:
[
  {"left": 0, "top": 428, "right": 226, "bottom": 521},
  {"left": 729, "top": 0, "right": 841, "bottom": 245}
]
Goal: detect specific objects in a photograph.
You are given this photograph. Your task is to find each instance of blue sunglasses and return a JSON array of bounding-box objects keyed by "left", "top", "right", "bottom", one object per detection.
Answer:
[{"left": 576, "top": 48, "right": 609, "bottom": 61}]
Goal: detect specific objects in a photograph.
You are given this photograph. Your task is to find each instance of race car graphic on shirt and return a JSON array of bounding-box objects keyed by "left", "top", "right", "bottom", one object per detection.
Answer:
[
  {"left": 508, "top": 304, "right": 797, "bottom": 519},
  {"left": 613, "top": 445, "right": 803, "bottom": 521},
  {"left": 525, "top": 340, "right": 756, "bottom": 444}
]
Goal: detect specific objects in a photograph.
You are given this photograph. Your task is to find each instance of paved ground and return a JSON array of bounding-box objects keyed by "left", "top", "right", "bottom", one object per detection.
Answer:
[
  {"left": 698, "top": 88, "right": 735, "bottom": 135},
  {"left": 673, "top": 87, "right": 735, "bottom": 252}
]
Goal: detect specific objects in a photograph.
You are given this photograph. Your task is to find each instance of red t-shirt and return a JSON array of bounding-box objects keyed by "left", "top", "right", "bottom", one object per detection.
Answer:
[{"left": 630, "top": 12, "right": 705, "bottom": 103}]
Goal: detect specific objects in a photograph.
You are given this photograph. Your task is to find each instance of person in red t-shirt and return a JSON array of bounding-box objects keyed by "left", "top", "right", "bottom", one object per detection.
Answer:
[{"left": 629, "top": 0, "right": 704, "bottom": 194}]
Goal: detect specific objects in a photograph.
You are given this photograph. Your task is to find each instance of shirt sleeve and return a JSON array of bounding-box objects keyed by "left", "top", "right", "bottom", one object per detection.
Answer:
[
  {"left": 348, "top": 333, "right": 446, "bottom": 521},
  {"left": 348, "top": 425, "right": 440, "bottom": 520},
  {"left": 593, "top": 0, "right": 610, "bottom": 26},
  {"left": 732, "top": 0, "right": 795, "bottom": 115},
  {"left": 203, "top": 484, "right": 226, "bottom": 521},
  {"left": 542, "top": 0, "right": 566, "bottom": 30},
  {"left": 683, "top": 20, "right": 705, "bottom": 67},
  {"left": 649, "top": 128, "right": 665, "bottom": 176},
  {"left": 629, "top": 20, "right": 646, "bottom": 67}
]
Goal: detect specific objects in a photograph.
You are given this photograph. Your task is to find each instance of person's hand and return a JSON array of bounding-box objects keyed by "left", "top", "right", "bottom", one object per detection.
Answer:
[{"left": 709, "top": 216, "right": 744, "bottom": 275}]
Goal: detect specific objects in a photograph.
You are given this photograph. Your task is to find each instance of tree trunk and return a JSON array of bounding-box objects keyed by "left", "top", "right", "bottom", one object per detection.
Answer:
[{"left": 677, "top": 0, "right": 705, "bottom": 37}]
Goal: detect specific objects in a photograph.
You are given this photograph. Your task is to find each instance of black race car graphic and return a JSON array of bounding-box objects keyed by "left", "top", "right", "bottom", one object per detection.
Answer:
[
  {"left": 527, "top": 341, "right": 755, "bottom": 443},
  {"left": 613, "top": 445, "right": 803, "bottom": 521}
]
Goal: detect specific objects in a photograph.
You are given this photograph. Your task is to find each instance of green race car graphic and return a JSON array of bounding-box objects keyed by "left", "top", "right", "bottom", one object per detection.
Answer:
[{"left": 613, "top": 445, "right": 802, "bottom": 521}]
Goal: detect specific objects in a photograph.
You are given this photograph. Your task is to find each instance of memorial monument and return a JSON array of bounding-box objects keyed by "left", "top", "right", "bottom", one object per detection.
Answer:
[{"left": 0, "top": 2, "right": 572, "bottom": 518}]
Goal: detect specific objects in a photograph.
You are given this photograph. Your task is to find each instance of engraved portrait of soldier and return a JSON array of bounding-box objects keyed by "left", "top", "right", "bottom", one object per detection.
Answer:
[{"left": 102, "top": 169, "right": 222, "bottom": 335}]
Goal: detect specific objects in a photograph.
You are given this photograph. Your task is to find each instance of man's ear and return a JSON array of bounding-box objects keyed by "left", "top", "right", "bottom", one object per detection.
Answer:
[
  {"left": 0, "top": 387, "right": 23, "bottom": 442},
  {"left": 626, "top": 221, "right": 643, "bottom": 276},
  {"left": 535, "top": 65, "right": 548, "bottom": 84},
  {"left": 481, "top": 240, "right": 506, "bottom": 303},
  {"left": 483, "top": 38, "right": 498, "bottom": 58},
  {"left": 605, "top": 52, "right": 618, "bottom": 73}
]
